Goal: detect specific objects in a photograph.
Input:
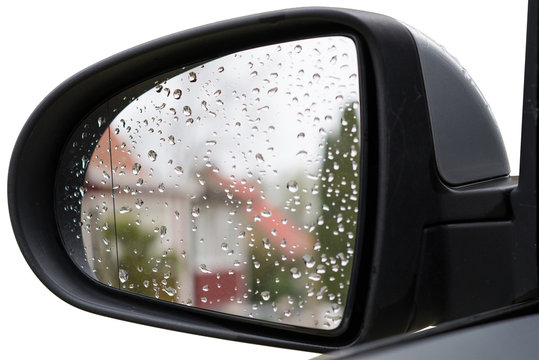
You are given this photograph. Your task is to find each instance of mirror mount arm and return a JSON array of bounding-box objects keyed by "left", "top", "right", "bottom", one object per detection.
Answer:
[{"left": 510, "top": 0, "right": 539, "bottom": 296}]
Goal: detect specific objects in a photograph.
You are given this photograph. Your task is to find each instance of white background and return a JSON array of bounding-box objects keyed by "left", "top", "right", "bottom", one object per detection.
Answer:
[{"left": 0, "top": 1, "right": 527, "bottom": 359}]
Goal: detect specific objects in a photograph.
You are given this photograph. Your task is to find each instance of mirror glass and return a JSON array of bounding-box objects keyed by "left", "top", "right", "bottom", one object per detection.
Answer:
[{"left": 67, "top": 36, "right": 360, "bottom": 330}]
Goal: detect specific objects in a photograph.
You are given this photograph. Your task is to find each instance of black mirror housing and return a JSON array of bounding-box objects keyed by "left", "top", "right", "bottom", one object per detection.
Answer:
[{"left": 9, "top": 7, "right": 537, "bottom": 353}]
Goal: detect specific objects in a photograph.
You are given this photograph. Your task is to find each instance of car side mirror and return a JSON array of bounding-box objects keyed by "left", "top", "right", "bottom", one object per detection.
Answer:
[{"left": 9, "top": 7, "right": 538, "bottom": 353}]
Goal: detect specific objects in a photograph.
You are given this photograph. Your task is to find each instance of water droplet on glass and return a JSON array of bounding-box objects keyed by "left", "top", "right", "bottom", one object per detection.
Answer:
[
  {"left": 164, "top": 287, "right": 177, "bottom": 296},
  {"left": 286, "top": 180, "right": 298, "bottom": 193},
  {"left": 206, "top": 140, "right": 217, "bottom": 146},
  {"left": 159, "top": 225, "right": 167, "bottom": 238},
  {"left": 261, "top": 291, "right": 270, "bottom": 301},
  {"left": 119, "top": 268, "right": 128, "bottom": 283},
  {"left": 191, "top": 208, "right": 200, "bottom": 217},
  {"left": 132, "top": 162, "right": 142, "bottom": 175},
  {"left": 188, "top": 72, "right": 197, "bottom": 82},
  {"left": 267, "top": 87, "right": 278, "bottom": 96},
  {"left": 261, "top": 210, "right": 272, "bottom": 218},
  {"left": 290, "top": 267, "right": 301, "bottom": 279},
  {"left": 119, "top": 206, "right": 132, "bottom": 214},
  {"left": 81, "top": 155, "right": 89, "bottom": 169},
  {"left": 255, "top": 153, "right": 264, "bottom": 163},
  {"left": 303, "top": 254, "right": 316, "bottom": 268},
  {"left": 199, "top": 264, "right": 212, "bottom": 274},
  {"left": 174, "top": 166, "right": 183, "bottom": 174},
  {"left": 297, "top": 132, "right": 305, "bottom": 139},
  {"left": 294, "top": 45, "right": 302, "bottom": 53},
  {"left": 183, "top": 106, "right": 192, "bottom": 116},
  {"left": 218, "top": 66, "right": 225, "bottom": 73},
  {"left": 148, "top": 150, "right": 157, "bottom": 162},
  {"left": 173, "top": 89, "right": 182, "bottom": 100},
  {"left": 262, "top": 237, "right": 270, "bottom": 249},
  {"left": 135, "top": 198, "right": 144, "bottom": 209}
]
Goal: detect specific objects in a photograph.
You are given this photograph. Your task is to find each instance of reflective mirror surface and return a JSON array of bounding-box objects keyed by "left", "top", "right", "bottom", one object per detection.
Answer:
[{"left": 60, "top": 36, "right": 361, "bottom": 330}]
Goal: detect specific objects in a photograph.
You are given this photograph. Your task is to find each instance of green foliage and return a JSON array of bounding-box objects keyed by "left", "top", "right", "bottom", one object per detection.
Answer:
[
  {"left": 95, "top": 217, "right": 182, "bottom": 302},
  {"left": 314, "top": 104, "right": 360, "bottom": 305}
]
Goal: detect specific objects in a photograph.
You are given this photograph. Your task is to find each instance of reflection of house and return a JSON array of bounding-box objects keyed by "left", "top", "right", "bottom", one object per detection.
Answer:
[{"left": 82, "top": 130, "right": 314, "bottom": 312}]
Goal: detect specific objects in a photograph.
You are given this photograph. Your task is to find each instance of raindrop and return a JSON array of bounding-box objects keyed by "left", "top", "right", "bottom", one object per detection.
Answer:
[
  {"left": 135, "top": 198, "right": 144, "bottom": 209},
  {"left": 81, "top": 155, "right": 89, "bottom": 169},
  {"left": 168, "top": 135, "right": 175, "bottom": 145},
  {"left": 183, "top": 106, "right": 192, "bottom": 116},
  {"left": 303, "top": 254, "right": 316, "bottom": 268},
  {"left": 255, "top": 153, "right": 265, "bottom": 163},
  {"left": 294, "top": 45, "right": 303, "bottom": 53},
  {"left": 158, "top": 183, "right": 165, "bottom": 192},
  {"left": 218, "top": 66, "right": 225, "bottom": 73},
  {"left": 160, "top": 226, "right": 167, "bottom": 238},
  {"left": 174, "top": 166, "right": 184, "bottom": 174},
  {"left": 261, "top": 291, "right": 270, "bottom": 301},
  {"left": 262, "top": 237, "right": 271, "bottom": 249},
  {"left": 119, "top": 269, "right": 128, "bottom": 283},
  {"left": 191, "top": 208, "right": 200, "bottom": 217},
  {"left": 206, "top": 140, "right": 217, "bottom": 146},
  {"left": 316, "top": 264, "right": 326, "bottom": 274},
  {"left": 261, "top": 210, "right": 272, "bottom": 218},
  {"left": 250, "top": 71, "right": 258, "bottom": 78},
  {"left": 286, "top": 180, "right": 298, "bottom": 193},
  {"left": 290, "top": 267, "right": 301, "bottom": 279},
  {"left": 199, "top": 264, "right": 212, "bottom": 274},
  {"left": 148, "top": 150, "right": 157, "bottom": 162},
  {"left": 297, "top": 132, "right": 305, "bottom": 139},
  {"left": 188, "top": 72, "right": 197, "bottom": 82},
  {"left": 173, "top": 89, "right": 182, "bottom": 99},
  {"left": 132, "top": 162, "right": 142, "bottom": 175},
  {"left": 267, "top": 87, "right": 278, "bottom": 96},
  {"left": 163, "top": 287, "right": 177, "bottom": 296},
  {"left": 119, "top": 206, "right": 132, "bottom": 214}
]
